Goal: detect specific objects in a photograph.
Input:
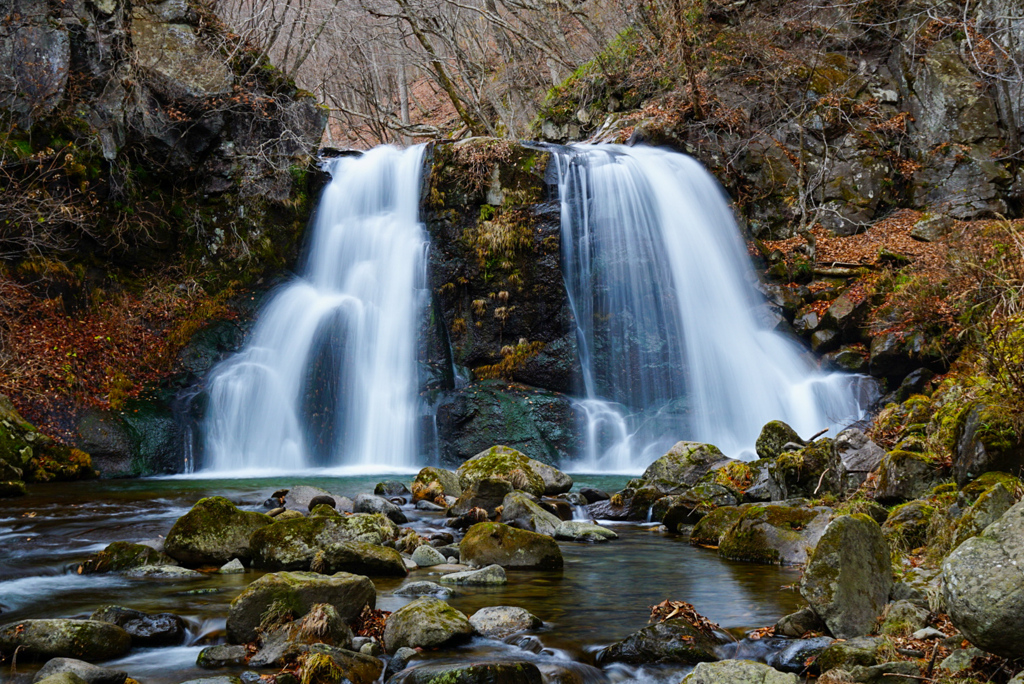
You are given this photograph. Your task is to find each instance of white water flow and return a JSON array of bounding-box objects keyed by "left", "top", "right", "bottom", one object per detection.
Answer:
[
  {"left": 202, "top": 145, "right": 428, "bottom": 473},
  {"left": 556, "top": 145, "right": 872, "bottom": 470}
]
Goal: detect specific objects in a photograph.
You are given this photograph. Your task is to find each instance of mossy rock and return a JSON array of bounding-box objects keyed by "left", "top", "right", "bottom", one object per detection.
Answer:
[
  {"left": 954, "top": 403, "right": 1024, "bottom": 485},
  {"left": 690, "top": 506, "right": 747, "bottom": 546},
  {"left": 459, "top": 522, "right": 563, "bottom": 569},
  {"left": 381, "top": 597, "right": 474, "bottom": 652},
  {"left": 875, "top": 451, "right": 946, "bottom": 504},
  {"left": 597, "top": 618, "right": 724, "bottom": 665},
  {"left": 0, "top": 619, "right": 132, "bottom": 661},
  {"left": 718, "top": 504, "right": 831, "bottom": 565},
  {"left": 226, "top": 571, "right": 375, "bottom": 644},
  {"left": 317, "top": 541, "right": 407, "bottom": 577},
  {"left": 756, "top": 421, "right": 804, "bottom": 460},
  {"left": 682, "top": 659, "right": 799, "bottom": 684},
  {"left": 800, "top": 515, "right": 893, "bottom": 638},
  {"left": 165, "top": 496, "right": 273, "bottom": 566},
  {"left": 500, "top": 492, "right": 562, "bottom": 536},
  {"left": 0, "top": 480, "right": 27, "bottom": 497},
  {"left": 953, "top": 481, "right": 1019, "bottom": 548},
  {"left": 412, "top": 467, "right": 463, "bottom": 502},
  {"left": 79, "top": 541, "right": 178, "bottom": 574},
  {"left": 882, "top": 500, "right": 935, "bottom": 551},
  {"left": 303, "top": 644, "right": 383, "bottom": 684},
  {"left": 815, "top": 636, "right": 884, "bottom": 672},
  {"left": 395, "top": 661, "right": 542, "bottom": 684},
  {"left": 641, "top": 442, "right": 729, "bottom": 488},
  {"left": 250, "top": 513, "right": 398, "bottom": 570},
  {"left": 456, "top": 446, "right": 546, "bottom": 497},
  {"left": 772, "top": 440, "right": 832, "bottom": 498},
  {"left": 959, "top": 472, "right": 1022, "bottom": 506}
]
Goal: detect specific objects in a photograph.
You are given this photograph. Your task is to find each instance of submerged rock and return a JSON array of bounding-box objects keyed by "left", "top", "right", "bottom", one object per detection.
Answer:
[
  {"left": 90, "top": 605, "right": 185, "bottom": 646},
  {"left": 394, "top": 580, "right": 451, "bottom": 597},
  {"left": 0, "top": 619, "right": 132, "bottom": 661},
  {"left": 124, "top": 564, "right": 205, "bottom": 580},
  {"left": 800, "top": 515, "right": 892, "bottom": 638},
  {"left": 226, "top": 571, "right": 375, "bottom": 644},
  {"left": 164, "top": 496, "right": 272, "bottom": 566},
  {"left": 382, "top": 597, "right": 474, "bottom": 651},
  {"left": 943, "top": 499, "right": 1024, "bottom": 659},
  {"left": 460, "top": 522, "right": 563, "bottom": 569}
]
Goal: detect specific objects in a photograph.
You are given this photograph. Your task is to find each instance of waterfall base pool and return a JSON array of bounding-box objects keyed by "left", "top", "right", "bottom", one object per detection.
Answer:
[{"left": 1, "top": 476, "right": 803, "bottom": 683}]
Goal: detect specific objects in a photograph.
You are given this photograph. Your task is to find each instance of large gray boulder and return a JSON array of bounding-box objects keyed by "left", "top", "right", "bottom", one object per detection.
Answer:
[
  {"left": 682, "top": 660, "right": 798, "bottom": 684},
  {"left": 641, "top": 442, "right": 731, "bottom": 487},
  {"left": 829, "top": 429, "right": 885, "bottom": 493},
  {"left": 32, "top": 659, "right": 126, "bottom": 684},
  {"left": 469, "top": 606, "right": 542, "bottom": 638},
  {"left": 0, "top": 620, "right": 131, "bottom": 661},
  {"left": 226, "top": 571, "right": 375, "bottom": 644},
  {"left": 943, "top": 500, "right": 1024, "bottom": 659},
  {"left": 800, "top": 515, "right": 893, "bottom": 638},
  {"left": 381, "top": 597, "right": 474, "bottom": 652},
  {"left": 353, "top": 494, "right": 408, "bottom": 524},
  {"left": 164, "top": 496, "right": 272, "bottom": 566},
  {"left": 456, "top": 446, "right": 547, "bottom": 496},
  {"left": 249, "top": 513, "right": 398, "bottom": 570},
  {"left": 500, "top": 492, "right": 562, "bottom": 536}
]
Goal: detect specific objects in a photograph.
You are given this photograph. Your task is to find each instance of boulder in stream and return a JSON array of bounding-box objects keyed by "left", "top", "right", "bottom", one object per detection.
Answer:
[
  {"left": 501, "top": 492, "right": 562, "bottom": 536},
  {"left": 553, "top": 521, "right": 618, "bottom": 542},
  {"left": 164, "top": 496, "right": 273, "bottom": 566},
  {"left": 249, "top": 513, "right": 398, "bottom": 570},
  {"left": 456, "top": 446, "right": 548, "bottom": 496},
  {"left": 90, "top": 605, "right": 185, "bottom": 646},
  {"left": 78, "top": 541, "right": 177, "bottom": 574},
  {"left": 460, "top": 522, "right": 563, "bottom": 569},
  {"left": 597, "top": 618, "right": 725, "bottom": 665},
  {"left": 682, "top": 659, "right": 799, "bottom": 684},
  {"left": 226, "top": 570, "right": 375, "bottom": 644},
  {"left": 448, "top": 477, "right": 513, "bottom": 518},
  {"left": 392, "top": 661, "right": 543, "bottom": 684},
  {"left": 469, "top": 606, "right": 542, "bottom": 638},
  {"left": 718, "top": 503, "right": 831, "bottom": 565},
  {"left": 381, "top": 597, "right": 474, "bottom": 651},
  {"left": 0, "top": 619, "right": 131, "bottom": 661},
  {"left": 353, "top": 493, "right": 408, "bottom": 524},
  {"left": 31, "top": 658, "right": 127, "bottom": 684},
  {"left": 641, "top": 441, "right": 732, "bottom": 487},
  {"left": 412, "top": 466, "right": 463, "bottom": 503},
  {"left": 440, "top": 564, "right": 508, "bottom": 585}
]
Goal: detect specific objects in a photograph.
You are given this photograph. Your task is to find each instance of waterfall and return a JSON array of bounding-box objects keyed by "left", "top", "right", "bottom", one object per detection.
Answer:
[
  {"left": 555, "top": 144, "right": 872, "bottom": 470},
  {"left": 201, "top": 145, "right": 428, "bottom": 473}
]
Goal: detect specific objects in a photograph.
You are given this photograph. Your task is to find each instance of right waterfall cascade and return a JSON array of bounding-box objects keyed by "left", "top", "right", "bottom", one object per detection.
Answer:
[{"left": 553, "top": 144, "right": 875, "bottom": 471}]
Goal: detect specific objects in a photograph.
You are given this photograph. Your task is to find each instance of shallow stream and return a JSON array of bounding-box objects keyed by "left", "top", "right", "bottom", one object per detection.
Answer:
[{"left": 0, "top": 475, "right": 802, "bottom": 683}]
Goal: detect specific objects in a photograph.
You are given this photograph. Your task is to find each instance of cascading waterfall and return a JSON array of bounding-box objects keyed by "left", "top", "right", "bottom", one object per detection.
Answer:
[
  {"left": 555, "top": 144, "right": 872, "bottom": 470},
  {"left": 201, "top": 145, "right": 428, "bottom": 473}
]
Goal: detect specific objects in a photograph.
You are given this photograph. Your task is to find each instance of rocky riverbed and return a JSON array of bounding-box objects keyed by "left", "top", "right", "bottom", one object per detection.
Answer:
[{"left": 3, "top": 440, "right": 1023, "bottom": 684}]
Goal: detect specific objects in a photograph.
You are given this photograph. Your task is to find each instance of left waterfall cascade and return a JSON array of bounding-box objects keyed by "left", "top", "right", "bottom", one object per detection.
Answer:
[{"left": 200, "top": 145, "right": 428, "bottom": 474}]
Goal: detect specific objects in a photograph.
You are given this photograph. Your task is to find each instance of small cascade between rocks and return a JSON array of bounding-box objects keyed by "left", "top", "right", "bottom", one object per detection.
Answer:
[
  {"left": 554, "top": 144, "right": 873, "bottom": 470},
  {"left": 201, "top": 145, "right": 428, "bottom": 473}
]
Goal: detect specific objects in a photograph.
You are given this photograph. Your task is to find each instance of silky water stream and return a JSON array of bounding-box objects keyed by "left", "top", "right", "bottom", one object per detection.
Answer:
[{"left": 0, "top": 477, "right": 802, "bottom": 684}]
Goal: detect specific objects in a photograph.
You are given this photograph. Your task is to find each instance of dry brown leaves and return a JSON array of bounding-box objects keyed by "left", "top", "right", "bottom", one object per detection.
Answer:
[
  {"left": 353, "top": 605, "right": 390, "bottom": 647},
  {"left": 649, "top": 600, "right": 720, "bottom": 638}
]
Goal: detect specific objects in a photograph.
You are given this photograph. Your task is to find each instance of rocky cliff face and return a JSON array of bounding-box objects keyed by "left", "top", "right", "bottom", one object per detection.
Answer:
[{"left": 421, "top": 140, "right": 581, "bottom": 467}]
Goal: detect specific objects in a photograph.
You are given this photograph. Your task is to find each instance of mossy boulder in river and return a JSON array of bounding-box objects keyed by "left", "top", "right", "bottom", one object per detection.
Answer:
[
  {"left": 460, "top": 522, "right": 563, "bottom": 569},
  {"left": 249, "top": 513, "right": 398, "bottom": 570},
  {"left": 456, "top": 446, "right": 548, "bottom": 497},
  {"left": 0, "top": 619, "right": 131, "bottom": 661},
  {"left": 597, "top": 618, "right": 725, "bottom": 665},
  {"left": 689, "top": 505, "right": 748, "bottom": 546},
  {"left": 164, "top": 496, "right": 272, "bottom": 566},
  {"left": 682, "top": 659, "right": 799, "bottom": 684},
  {"left": 755, "top": 421, "right": 805, "bottom": 460},
  {"left": 640, "top": 442, "right": 731, "bottom": 488},
  {"left": 448, "top": 477, "right": 514, "bottom": 518},
  {"left": 78, "top": 541, "right": 178, "bottom": 574},
  {"left": 381, "top": 597, "right": 474, "bottom": 652},
  {"left": 392, "top": 661, "right": 543, "bottom": 684},
  {"left": 412, "top": 467, "right": 463, "bottom": 503},
  {"left": 943, "top": 500, "right": 1024, "bottom": 659},
  {"left": 718, "top": 503, "right": 831, "bottom": 565},
  {"left": 800, "top": 515, "right": 893, "bottom": 638},
  {"left": 226, "top": 571, "right": 375, "bottom": 644},
  {"left": 316, "top": 541, "right": 407, "bottom": 577},
  {"left": 500, "top": 492, "right": 562, "bottom": 536}
]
